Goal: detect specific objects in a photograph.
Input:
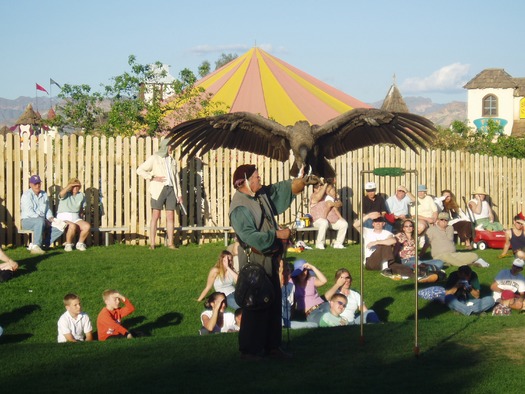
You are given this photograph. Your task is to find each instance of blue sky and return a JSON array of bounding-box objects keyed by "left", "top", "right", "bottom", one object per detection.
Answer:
[{"left": 1, "top": 0, "right": 523, "bottom": 104}]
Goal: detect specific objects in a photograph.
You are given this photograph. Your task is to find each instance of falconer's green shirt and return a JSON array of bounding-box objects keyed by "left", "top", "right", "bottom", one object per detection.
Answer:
[{"left": 229, "top": 180, "right": 294, "bottom": 255}]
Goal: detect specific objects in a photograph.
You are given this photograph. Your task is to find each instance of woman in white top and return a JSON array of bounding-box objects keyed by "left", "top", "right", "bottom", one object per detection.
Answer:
[
  {"left": 468, "top": 187, "right": 504, "bottom": 231},
  {"left": 199, "top": 292, "right": 236, "bottom": 335},
  {"left": 57, "top": 178, "right": 91, "bottom": 252},
  {"left": 198, "top": 251, "right": 239, "bottom": 309}
]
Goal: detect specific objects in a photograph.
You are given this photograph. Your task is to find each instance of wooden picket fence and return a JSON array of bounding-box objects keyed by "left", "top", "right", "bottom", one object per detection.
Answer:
[{"left": 1, "top": 133, "right": 525, "bottom": 247}]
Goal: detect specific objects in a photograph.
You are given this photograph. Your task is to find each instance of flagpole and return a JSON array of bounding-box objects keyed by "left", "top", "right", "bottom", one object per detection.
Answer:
[{"left": 49, "top": 79, "right": 52, "bottom": 109}]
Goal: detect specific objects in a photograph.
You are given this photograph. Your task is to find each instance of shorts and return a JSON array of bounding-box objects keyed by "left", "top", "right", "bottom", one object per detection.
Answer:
[
  {"left": 57, "top": 212, "right": 82, "bottom": 223},
  {"left": 151, "top": 185, "right": 177, "bottom": 210}
]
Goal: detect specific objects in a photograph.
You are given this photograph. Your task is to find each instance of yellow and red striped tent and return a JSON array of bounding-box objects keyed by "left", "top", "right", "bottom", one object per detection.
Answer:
[{"left": 195, "top": 47, "right": 371, "bottom": 126}]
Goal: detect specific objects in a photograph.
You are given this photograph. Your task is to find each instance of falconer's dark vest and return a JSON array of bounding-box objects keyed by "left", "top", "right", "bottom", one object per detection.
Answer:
[{"left": 229, "top": 188, "right": 280, "bottom": 275}]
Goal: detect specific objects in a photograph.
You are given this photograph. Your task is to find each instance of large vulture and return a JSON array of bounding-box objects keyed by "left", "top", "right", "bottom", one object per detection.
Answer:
[{"left": 167, "top": 108, "right": 436, "bottom": 178}]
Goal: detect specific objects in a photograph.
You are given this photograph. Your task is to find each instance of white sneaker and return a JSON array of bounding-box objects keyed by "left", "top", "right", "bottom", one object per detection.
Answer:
[
  {"left": 64, "top": 243, "right": 74, "bottom": 252},
  {"left": 76, "top": 242, "right": 87, "bottom": 251},
  {"left": 30, "top": 245, "right": 45, "bottom": 255},
  {"left": 316, "top": 243, "right": 325, "bottom": 250},
  {"left": 333, "top": 243, "right": 346, "bottom": 249},
  {"left": 27, "top": 242, "right": 33, "bottom": 251}
]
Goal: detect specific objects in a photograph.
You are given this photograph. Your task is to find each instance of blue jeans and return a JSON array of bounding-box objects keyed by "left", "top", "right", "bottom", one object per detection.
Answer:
[
  {"left": 401, "top": 257, "right": 444, "bottom": 270},
  {"left": 349, "top": 309, "right": 381, "bottom": 325},
  {"left": 445, "top": 295, "right": 494, "bottom": 316},
  {"left": 226, "top": 292, "right": 240, "bottom": 310},
  {"left": 22, "top": 217, "right": 63, "bottom": 247}
]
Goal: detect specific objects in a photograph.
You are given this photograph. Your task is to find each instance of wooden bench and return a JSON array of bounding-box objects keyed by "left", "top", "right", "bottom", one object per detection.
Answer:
[
  {"left": 92, "top": 226, "right": 128, "bottom": 246},
  {"left": 18, "top": 229, "right": 34, "bottom": 246},
  {"left": 156, "top": 226, "right": 234, "bottom": 246},
  {"left": 295, "top": 227, "right": 337, "bottom": 243}
]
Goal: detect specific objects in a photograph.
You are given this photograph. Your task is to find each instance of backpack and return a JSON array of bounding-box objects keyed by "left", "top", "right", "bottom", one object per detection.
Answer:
[{"left": 234, "top": 263, "right": 275, "bottom": 310}]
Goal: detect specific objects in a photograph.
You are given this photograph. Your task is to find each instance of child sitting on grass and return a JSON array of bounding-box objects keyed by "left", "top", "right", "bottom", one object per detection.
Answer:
[
  {"left": 199, "top": 292, "right": 236, "bottom": 335},
  {"left": 57, "top": 293, "right": 93, "bottom": 343},
  {"left": 96, "top": 290, "right": 135, "bottom": 341},
  {"left": 319, "top": 293, "right": 349, "bottom": 327}
]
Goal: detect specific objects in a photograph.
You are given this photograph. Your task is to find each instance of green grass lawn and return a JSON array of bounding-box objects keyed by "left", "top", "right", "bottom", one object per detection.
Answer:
[{"left": 1, "top": 242, "right": 524, "bottom": 393}]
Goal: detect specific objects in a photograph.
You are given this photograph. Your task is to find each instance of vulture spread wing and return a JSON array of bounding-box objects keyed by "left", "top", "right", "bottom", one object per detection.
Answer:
[
  {"left": 167, "top": 112, "right": 292, "bottom": 161},
  {"left": 313, "top": 108, "right": 436, "bottom": 159}
]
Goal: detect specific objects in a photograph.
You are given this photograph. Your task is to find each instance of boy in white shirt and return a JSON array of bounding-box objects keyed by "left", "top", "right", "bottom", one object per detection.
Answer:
[{"left": 57, "top": 293, "right": 93, "bottom": 343}]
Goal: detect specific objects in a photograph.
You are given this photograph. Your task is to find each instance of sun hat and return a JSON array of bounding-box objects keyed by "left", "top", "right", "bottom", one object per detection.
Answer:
[
  {"left": 290, "top": 259, "right": 314, "bottom": 278},
  {"left": 472, "top": 186, "right": 487, "bottom": 195},
  {"left": 29, "top": 175, "right": 41, "bottom": 184},
  {"left": 365, "top": 181, "right": 376, "bottom": 191}
]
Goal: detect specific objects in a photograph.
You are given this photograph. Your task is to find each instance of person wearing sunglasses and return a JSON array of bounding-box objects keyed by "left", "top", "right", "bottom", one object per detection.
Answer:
[
  {"left": 324, "top": 268, "right": 381, "bottom": 325},
  {"left": 319, "top": 293, "right": 349, "bottom": 327},
  {"left": 426, "top": 212, "right": 488, "bottom": 267},
  {"left": 394, "top": 219, "right": 444, "bottom": 270}
]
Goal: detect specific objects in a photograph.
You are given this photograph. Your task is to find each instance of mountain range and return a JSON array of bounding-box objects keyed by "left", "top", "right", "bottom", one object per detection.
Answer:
[{"left": 1, "top": 96, "right": 467, "bottom": 129}]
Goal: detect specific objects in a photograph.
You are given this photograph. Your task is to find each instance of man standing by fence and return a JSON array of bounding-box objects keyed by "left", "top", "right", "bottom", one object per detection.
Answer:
[
  {"left": 229, "top": 164, "right": 310, "bottom": 360},
  {"left": 137, "top": 138, "right": 182, "bottom": 250}
]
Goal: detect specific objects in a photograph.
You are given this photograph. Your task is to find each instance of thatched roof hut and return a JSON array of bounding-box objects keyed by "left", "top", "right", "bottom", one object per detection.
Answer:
[
  {"left": 16, "top": 104, "right": 41, "bottom": 125},
  {"left": 381, "top": 82, "right": 409, "bottom": 113}
]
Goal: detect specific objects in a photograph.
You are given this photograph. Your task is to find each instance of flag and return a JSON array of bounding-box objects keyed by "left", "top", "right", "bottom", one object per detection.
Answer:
[
  {"left": 36, "top": 83, "right": 48, "bottom": 94},
  {"left": 50, "top": 78, "right": 61, "bottom": 89}
]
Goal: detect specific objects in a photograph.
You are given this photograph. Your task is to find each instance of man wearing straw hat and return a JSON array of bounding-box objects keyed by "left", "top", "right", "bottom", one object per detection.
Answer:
[{"left": 468, "top": 186, "right": 504, "bottom": 231}]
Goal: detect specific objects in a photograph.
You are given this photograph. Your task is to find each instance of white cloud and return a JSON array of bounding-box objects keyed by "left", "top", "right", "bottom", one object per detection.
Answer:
[{"left": 400, "top": 63, "right": 471, "bottom": 94}]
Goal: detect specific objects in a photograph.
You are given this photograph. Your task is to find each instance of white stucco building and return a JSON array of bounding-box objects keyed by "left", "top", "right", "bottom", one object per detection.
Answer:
[
  {"left": 464, "top": 68, "right": 525, "bottom": 136},
  {"left": 141, "top": 63, "right": 176, "bottom": 103}
]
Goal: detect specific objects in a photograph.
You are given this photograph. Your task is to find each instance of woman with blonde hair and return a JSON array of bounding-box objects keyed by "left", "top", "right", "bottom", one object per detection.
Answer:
[
  {"left": 197, "top": 250, "right": 239, "bottom": 309},
  {"left": 57, "top": 177, "right": 91, "bottom": 251}
]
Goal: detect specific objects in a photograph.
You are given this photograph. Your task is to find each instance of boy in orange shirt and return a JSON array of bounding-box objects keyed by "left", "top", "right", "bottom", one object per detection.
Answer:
[{"left": 96, "top": 289, "right": 135, "bottom": 341}]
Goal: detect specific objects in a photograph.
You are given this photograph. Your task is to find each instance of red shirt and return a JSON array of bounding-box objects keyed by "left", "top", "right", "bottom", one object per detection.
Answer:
[{"left": 96, "top": 299, "right": 135, "bottom": 341}]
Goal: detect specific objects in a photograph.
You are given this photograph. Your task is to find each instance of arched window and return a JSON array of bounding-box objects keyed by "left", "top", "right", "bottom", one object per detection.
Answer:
[{"left": 482, "top": 94, "right": 498, "bottom": 117}]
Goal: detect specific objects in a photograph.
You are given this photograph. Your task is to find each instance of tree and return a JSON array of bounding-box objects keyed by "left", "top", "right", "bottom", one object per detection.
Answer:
[
  {"left": 215, "top": 53, "right": 238, "bottom": 70},
  {"left": 50, "top": 84, "right": 104, "bottom": 133},
  {"left": 50, "top": 54, "right": 230, "bottom": 137},
  {"left": 198, "top": 61, "right": 211, "bottom": 78}
]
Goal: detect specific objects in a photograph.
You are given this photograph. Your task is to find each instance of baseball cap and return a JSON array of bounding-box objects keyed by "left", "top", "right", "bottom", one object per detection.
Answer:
[
  {"left": 501, "top": 290, "right": 515, "bottom": 301},
  {"left": 438, "top": 212, "right": 450, "bottom": 220},
  {"left": 29, "top": 175, "right": 41, "bottom": 184},
  {"left": 373, "top": 216, "right": 385, "bottom": 223},
  {"left": 290, "top": 260, "right": 315, "bottom": 278},
  {"left": 417, "top": 184, "right": 427, "bottom": 192},
  {"left": 365, "top": 182, "right": 376, "bottom": 191},
  {"left": 512, "top": 258, "right": 524, "bottom": 268}
]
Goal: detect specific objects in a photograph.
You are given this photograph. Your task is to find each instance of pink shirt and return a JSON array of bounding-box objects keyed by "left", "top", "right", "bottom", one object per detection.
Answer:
[{"left": 294, "top": 276, "right": 324, "bottom": 312}]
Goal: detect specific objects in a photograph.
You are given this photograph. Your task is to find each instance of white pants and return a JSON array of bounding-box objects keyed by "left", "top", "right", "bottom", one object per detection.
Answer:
[{"left": 313, "top": 218, "right": 348, "bottom": 245}]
